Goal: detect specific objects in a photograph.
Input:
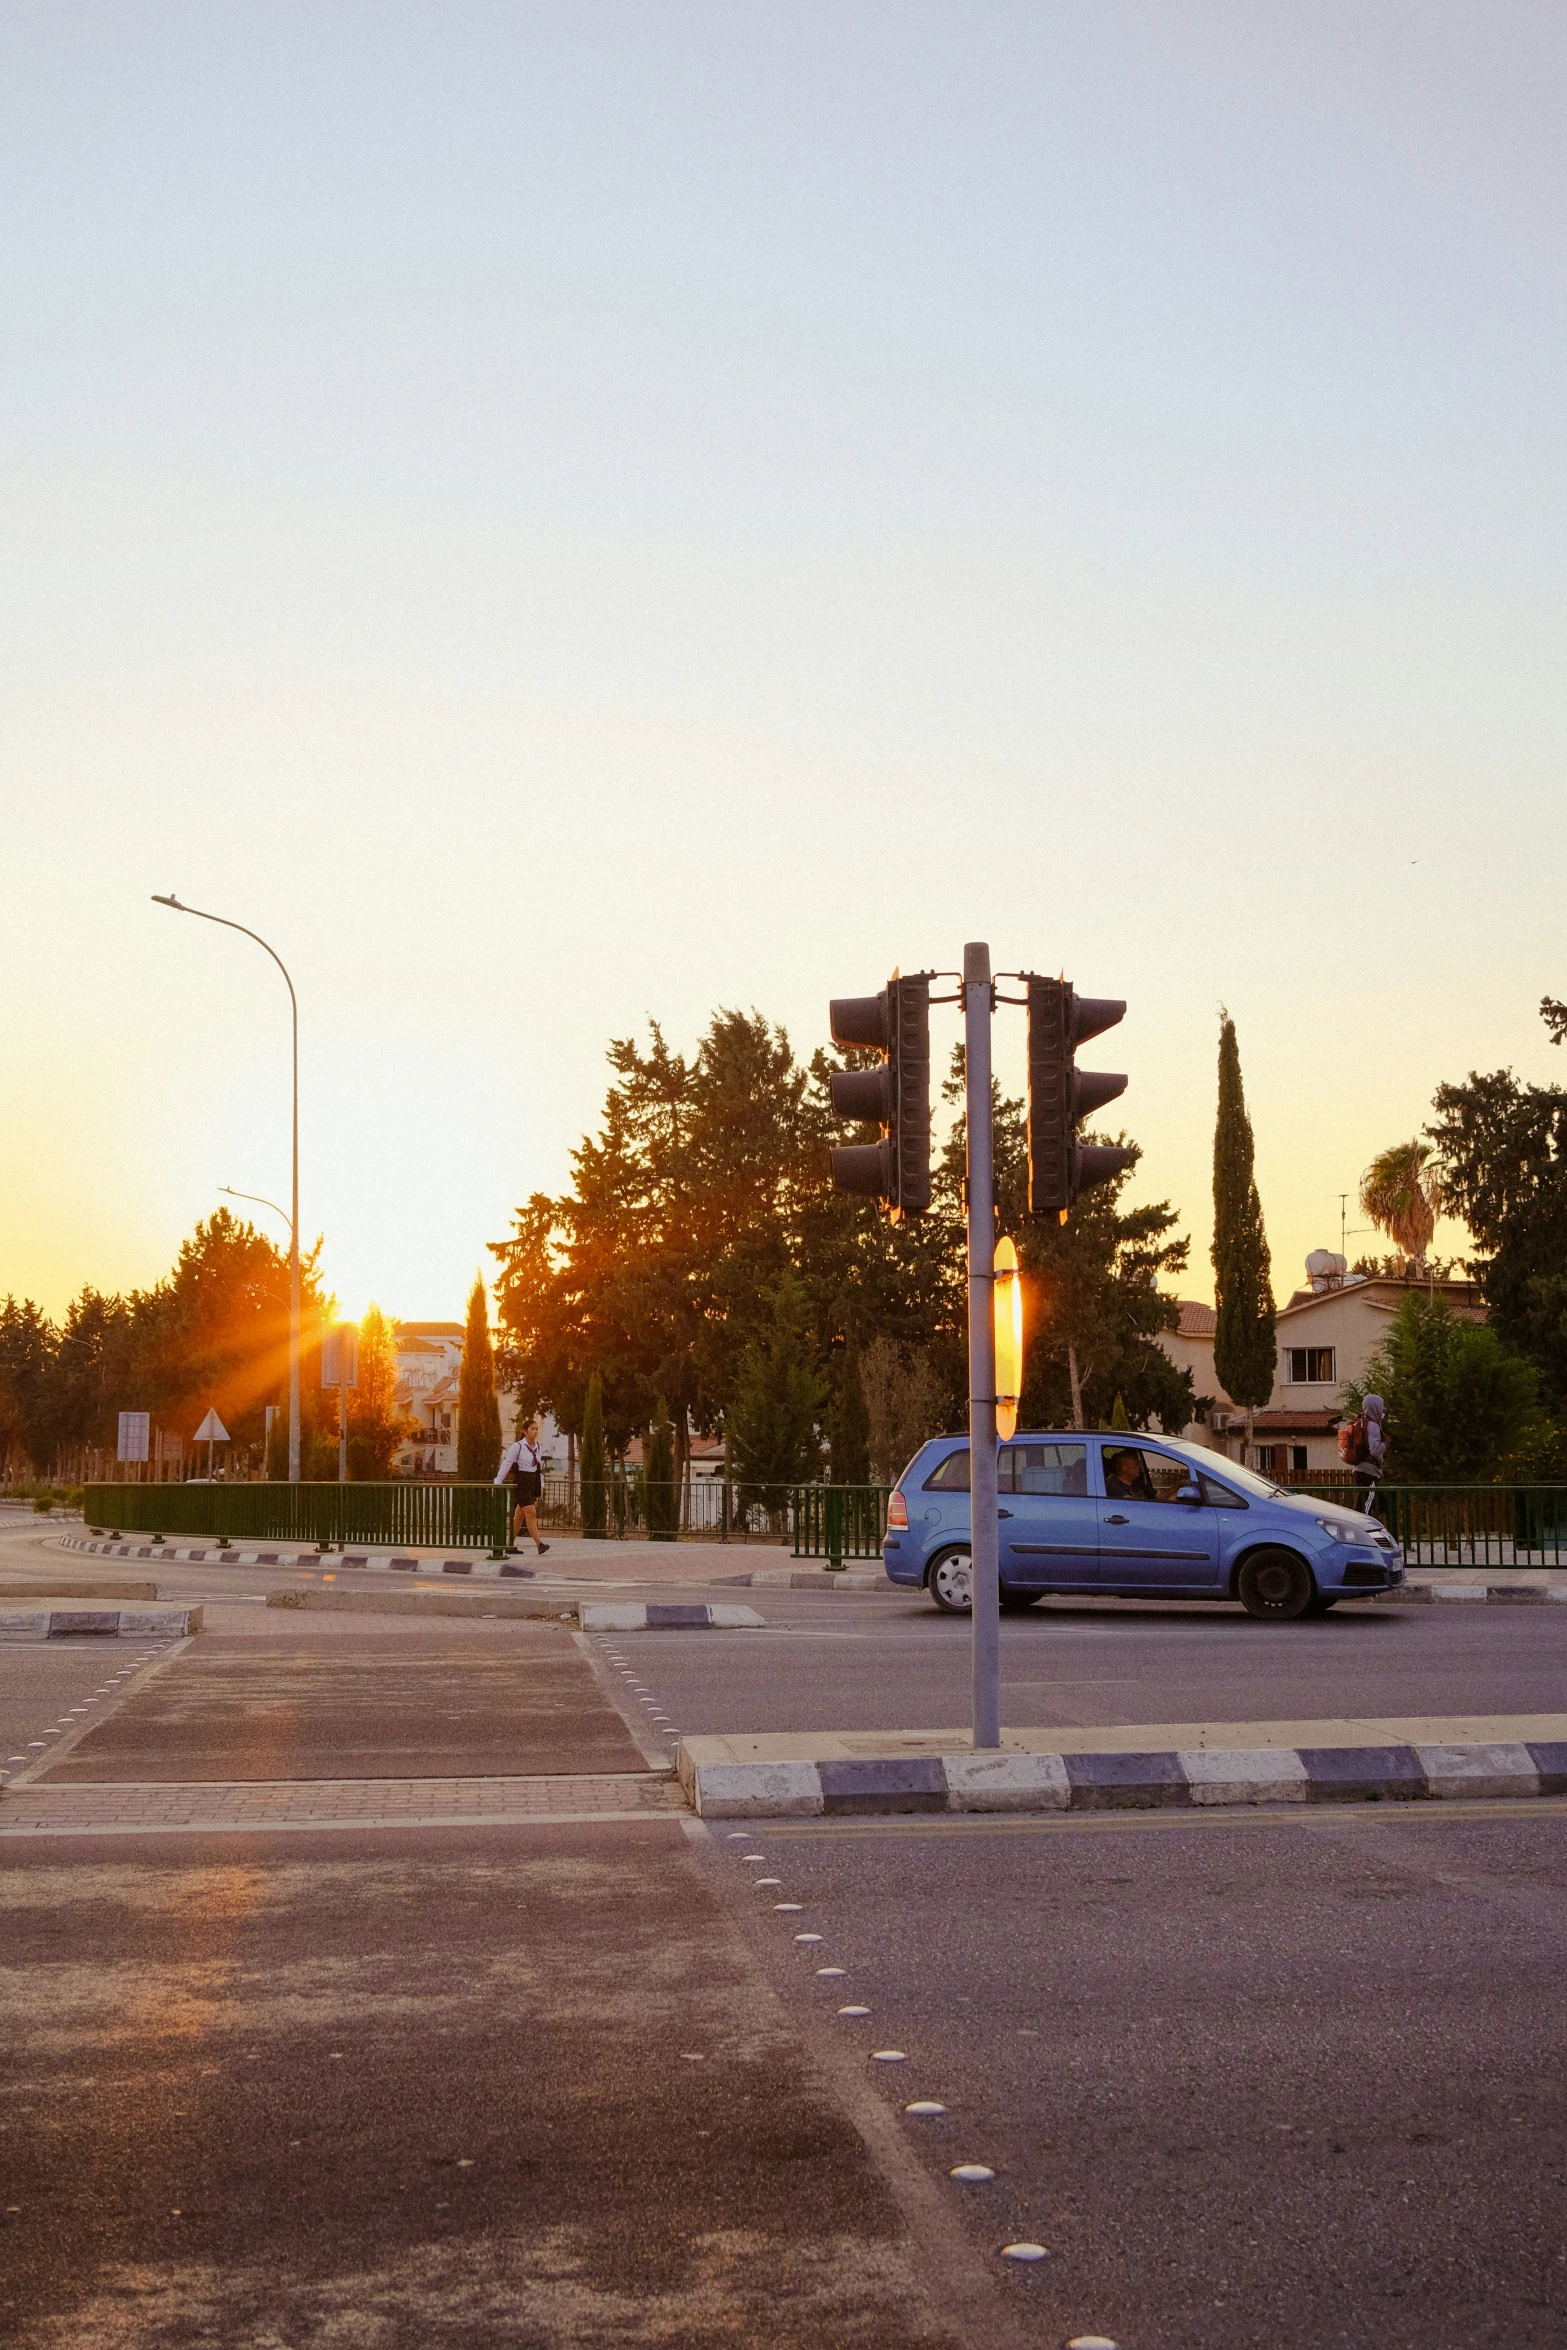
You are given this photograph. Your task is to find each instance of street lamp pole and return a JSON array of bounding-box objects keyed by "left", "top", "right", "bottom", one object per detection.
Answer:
[{"left": 152, "top": 896, "right": 301, "bottom": 1483}]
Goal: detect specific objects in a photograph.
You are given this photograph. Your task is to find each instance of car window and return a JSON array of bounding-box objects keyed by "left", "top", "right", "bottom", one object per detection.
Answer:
[
  {"left": 923, "top": 1449, "right": 971, "bottom": 1492},
  {"left": 1000, "top": 1442, "right": 1088, "bottom": 1497},
  {"left": 1101, "top": 1446, "right": 1196, "bottom": 1504},
  {"left": 1198, "top": 1472, "right": 1248, "bottom": 1510}
]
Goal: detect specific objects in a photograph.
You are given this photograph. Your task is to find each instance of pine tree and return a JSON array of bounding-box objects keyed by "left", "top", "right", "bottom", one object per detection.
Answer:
[
  {"left": 580, "top": 1371, "right": 607, "bottom": 1537},
  {"left": 829, "top": 1331, "right": 871, "bottom": 1485},
  {"left": 1212, "top": 1014, "right": 1276, "bottom": 1445},
  {"left": 456, "top": 1277, "right": 503, "bottom": 1481},
  {"left": 728, "top": 1276, "right": 827, "bottom": 1510},
  {"left": 346, "top": 1306, "right": 413, "bottom": 1479},
  {"left": 645, "top": 1398, "right": 677, "bottom": 1540}
]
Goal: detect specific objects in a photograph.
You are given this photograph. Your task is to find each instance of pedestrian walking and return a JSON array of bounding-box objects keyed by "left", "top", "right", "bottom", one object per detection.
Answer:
[
  {"left": 495, "top": 1419, "right": 550, "bottom": 1556},
  {"left": 1338, "top": 1392, "right": 1388, "bottom": 1513}
]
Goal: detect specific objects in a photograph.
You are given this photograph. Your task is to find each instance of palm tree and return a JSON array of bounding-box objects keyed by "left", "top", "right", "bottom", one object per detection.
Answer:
[{"left": 1359, "top": 1141, "right": 1445, "bottom": 1273}]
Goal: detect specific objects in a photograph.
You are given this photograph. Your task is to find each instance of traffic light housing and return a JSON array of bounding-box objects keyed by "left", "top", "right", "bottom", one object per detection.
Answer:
[
  {"left": 1027, "top": 977, "right": 1131, "bottom": 1215},
  {"left": 828, "top": 972, "right": 931, "bottom": 1218}
]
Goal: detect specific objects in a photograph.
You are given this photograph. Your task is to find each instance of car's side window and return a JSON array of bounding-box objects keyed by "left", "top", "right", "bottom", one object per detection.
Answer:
[
  {"left": 924, "top": 1449, "right": 971, "bottom": 1492},
  {"left": 1198, "top": 1472, "right": 1248, "bottom": 1510},
  {"left": 1002, "top": 1442, "right": 1088, "bottom": 1497},
  {"left": 1102, "top": 1446, "right": 1193, "bottom": 1504}
]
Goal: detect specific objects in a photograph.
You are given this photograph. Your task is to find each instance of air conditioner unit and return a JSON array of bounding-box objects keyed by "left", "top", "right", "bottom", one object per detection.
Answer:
[{"left": 1208, "top": 1411, "right": 1235, "bottom": 1432}]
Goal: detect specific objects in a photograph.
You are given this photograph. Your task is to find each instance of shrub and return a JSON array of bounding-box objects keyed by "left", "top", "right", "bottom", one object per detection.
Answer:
[{"left": 1345, "top": 1293, "right": 1540, "bottom": 1482}]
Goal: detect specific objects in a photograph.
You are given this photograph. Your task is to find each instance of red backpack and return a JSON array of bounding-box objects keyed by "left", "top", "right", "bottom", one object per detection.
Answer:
[{"left": 1338, "top": 1415, "right": 1370, "bottom": 1466}]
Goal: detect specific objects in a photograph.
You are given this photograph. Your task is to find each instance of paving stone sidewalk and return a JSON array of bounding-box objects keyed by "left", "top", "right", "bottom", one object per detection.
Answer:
[{"left": 0, "top": 1770, "right": 687, "bottom": 1835}]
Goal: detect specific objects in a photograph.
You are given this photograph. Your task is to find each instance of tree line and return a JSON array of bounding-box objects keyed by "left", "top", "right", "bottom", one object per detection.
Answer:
[
  {"left": 488, "top": 1006, "right": 1196, "bottom": 1489},
  {"left": 1209, "top": 993, "right": 1567, "bottom": 1484},
  {"left": 0, "top": 1210, "right": 414, "bottom": 1484}
]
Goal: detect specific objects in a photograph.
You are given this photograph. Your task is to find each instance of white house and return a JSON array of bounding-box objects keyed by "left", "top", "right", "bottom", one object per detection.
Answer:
[
  {"left": 1160, "top": 1255, "right": 1486, "bottom": 1479},
  {"left": 392, "top": 1319, "right": 566, "bottom": 1479}
]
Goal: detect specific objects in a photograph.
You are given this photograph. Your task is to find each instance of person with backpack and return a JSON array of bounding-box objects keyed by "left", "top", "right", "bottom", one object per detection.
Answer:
[{"left": 1338, "top": 1394, "right": 1388, "bottom": 1503}]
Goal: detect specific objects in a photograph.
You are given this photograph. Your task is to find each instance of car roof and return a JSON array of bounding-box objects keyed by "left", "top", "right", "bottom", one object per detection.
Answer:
[{"left": 923, "top": 1430, "right": 1202, "bottom": 1447}]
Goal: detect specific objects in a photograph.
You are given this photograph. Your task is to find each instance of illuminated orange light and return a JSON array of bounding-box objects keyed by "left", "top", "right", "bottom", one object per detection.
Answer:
[{"left": 993, "top": 1236, "right": 1024, "bottom": 1441}]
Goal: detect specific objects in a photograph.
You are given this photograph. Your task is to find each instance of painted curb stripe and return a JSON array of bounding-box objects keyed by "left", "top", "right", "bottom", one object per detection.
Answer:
[{"left": 685, "top": 1740, "right": 1567, "bottom": 1817}]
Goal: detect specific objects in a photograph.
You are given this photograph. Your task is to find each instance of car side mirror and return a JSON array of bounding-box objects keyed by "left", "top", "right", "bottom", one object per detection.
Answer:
[{"left": 1176, "top": 1484, "right": 1203, "bottom": 1504}]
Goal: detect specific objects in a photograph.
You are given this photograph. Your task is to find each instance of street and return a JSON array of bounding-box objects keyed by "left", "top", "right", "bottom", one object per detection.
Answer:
[{"left": 4, "top": 1514, "right": 1566, "bottom": 2346}]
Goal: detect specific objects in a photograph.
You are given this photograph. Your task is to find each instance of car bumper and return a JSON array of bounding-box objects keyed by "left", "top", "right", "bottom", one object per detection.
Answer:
[
  {"left": 1324, "top": 1550, "right": 1404, "bottom": 1592},
  {"left": 881, "top": 1539, "right": 925, "bottom": 1588}
]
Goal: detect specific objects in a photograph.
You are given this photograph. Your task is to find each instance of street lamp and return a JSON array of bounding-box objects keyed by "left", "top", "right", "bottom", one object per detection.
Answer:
[{"left": 152, "top": 895, "right": 302, "bottom": 1484}]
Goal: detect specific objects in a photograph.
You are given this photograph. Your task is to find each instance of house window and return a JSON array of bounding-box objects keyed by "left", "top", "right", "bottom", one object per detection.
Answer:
[
  {"left": 1292, "top": 1445, "right": 1308, "bottom": 1475},
  {"left": 1286, "top": 1347, "right": 1336, "bottom": 1385}
]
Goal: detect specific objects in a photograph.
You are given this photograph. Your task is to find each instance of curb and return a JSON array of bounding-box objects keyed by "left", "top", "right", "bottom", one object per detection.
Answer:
[
  {"left": 259, "top": 1589, "right": 768, "bottom": 1629},
  {"left": 580, "top": 1603, "right": 766, "bottom": 1631},
  {"left": 737, "top": 1569, "right": 892, "bottom": 1592},
  {"left": 1379, "top": 1584, "right": 1567, "bottom": 1605},
  {"left": 64, "top": 1534, "right": 530, "bottom": 1574},
  {"left": 0, "top": 1605, "right": 202, "bottom": 1642},
  {"left": 679, "top": 1738, "right": 1567, "bottom": 1818}
]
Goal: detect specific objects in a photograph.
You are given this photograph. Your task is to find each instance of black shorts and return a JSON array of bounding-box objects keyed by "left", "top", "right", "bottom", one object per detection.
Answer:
[{"left": 509, "top": 1470, "right": 542, "bottom": 1506}]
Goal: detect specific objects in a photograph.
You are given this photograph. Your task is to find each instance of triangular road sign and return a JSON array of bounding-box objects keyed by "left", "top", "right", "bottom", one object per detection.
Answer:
[{"left": 193, "top": 1408, "right": 230, "bottom": 1443}]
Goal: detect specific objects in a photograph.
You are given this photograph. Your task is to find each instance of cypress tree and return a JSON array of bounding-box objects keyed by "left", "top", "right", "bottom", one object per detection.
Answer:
[
  {"left": 580, "top": 1372, "right": 607, "bottom": 1538},
  {"left": 645, "top": 1398, "right": 677, "bottom": 1540},
  {"left": 1212, "top": 1013, "right": 1276, "bottom": 1445},
  {"left": 456, "top": 1277, "right": 503, "bottom": 1481},
  {"left": 829, "top": 1332, "right": 872, "bottom": 1486}
]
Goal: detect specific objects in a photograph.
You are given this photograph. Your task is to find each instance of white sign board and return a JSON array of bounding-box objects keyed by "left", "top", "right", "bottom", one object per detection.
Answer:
[
  {"left": 320, "top": 1324, "right": 359, "bottom": 1389},
  {"left": 192, "top": 1408, "right": 231, "bottom": 1444},
  {"left": 117, "top": 1411, "right": 150, "bottom": 1463}
]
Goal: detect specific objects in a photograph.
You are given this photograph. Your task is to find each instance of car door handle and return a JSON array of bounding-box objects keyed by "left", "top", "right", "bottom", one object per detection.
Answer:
[{"left": 1105, "top": 1513, "right": 1129, "bottom": 1524}]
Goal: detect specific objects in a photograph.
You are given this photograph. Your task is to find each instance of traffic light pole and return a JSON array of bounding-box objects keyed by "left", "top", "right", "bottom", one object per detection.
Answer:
[{"left": 963, "top": 940, "right": 1001, "bottom": 1750}]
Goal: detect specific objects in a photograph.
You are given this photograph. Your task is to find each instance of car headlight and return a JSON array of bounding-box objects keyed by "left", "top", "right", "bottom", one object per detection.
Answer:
[{"left": 1315, "top": 1517, "right": 1363, "bottom": 1543}]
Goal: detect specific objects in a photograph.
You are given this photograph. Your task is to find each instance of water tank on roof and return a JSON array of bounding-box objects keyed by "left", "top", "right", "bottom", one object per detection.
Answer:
[{"left": 1305, "top": 1249, "right": 1348, "bottom": 1291}]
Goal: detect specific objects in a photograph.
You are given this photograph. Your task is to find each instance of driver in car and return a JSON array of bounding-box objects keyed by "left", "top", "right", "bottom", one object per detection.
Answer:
[{"left": 1104, "top": 1448, "right": 1157, "bottom": 1503}]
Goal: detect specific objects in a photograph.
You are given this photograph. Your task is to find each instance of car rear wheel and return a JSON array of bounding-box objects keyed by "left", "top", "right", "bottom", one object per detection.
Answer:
[
  {"left": 1237, "top": 1547, "right": 1316, "bottom": 1622},
  {"left": 928, "top": 1547, "right": 973, "bottom": 1614}
]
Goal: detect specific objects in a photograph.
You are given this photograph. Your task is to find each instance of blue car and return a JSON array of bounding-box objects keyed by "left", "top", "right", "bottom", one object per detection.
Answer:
[{"left": 882, "top": 1432, "right": 1404, "bottom": 1621}]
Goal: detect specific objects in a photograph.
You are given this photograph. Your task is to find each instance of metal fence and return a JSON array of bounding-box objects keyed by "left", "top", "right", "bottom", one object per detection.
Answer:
[
  {"left": 92, "top": 1475, "right": 1560, "bottom": 1571},
  {"left": 85, "top": 1482, "right": 512, "bottom": 1553},
  {"left": 82, "top": 1476, "right": 891, "bottom": 1558}
]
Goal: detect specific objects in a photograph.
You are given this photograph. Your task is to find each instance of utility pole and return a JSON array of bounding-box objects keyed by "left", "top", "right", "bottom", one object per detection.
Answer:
[{"left": 963, "top": 941, "right": 1001, "bottom": 1749}]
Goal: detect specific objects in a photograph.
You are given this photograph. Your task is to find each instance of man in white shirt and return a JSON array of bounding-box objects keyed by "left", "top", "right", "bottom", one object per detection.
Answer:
[{"left": 494, "top": 1419, "right": 550, "bottom": 1556}]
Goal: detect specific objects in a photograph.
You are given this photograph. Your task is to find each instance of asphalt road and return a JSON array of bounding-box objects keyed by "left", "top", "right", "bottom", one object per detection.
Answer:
[
  {"left": 725, "top": 1799, "right": 1567, "bottom": 2350},
  {"left": 0, "top": 1644, "right": 169, "bottom": 1775},
  {"left": 589, "top": 1594, "right": 1567, "bottom": 1733},
  {"left": 6, "top": 1520, "right": 1566, "bottom": 2347},
  {"left": 0, "top": 1817, "right": 1008, "bottom": 2350}
]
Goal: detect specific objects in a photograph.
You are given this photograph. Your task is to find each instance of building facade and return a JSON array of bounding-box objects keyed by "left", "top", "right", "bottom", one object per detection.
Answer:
[
  {"left": 392, "top": 1321, "right": 565, "bottom": 1480},
  {"left": 1159, "top": 1261, "right": 1486, "bottom": 1478}
]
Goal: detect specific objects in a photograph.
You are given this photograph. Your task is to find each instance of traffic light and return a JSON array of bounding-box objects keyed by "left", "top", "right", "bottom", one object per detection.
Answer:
[
  {"left": 828, "top": 972, "right": 932, "bottom": 1218},
  {"left": 1026, "top": 976, "right": 1131, "bottom": 1215}
]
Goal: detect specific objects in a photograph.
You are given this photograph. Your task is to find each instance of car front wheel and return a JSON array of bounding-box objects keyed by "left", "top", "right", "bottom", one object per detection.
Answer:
[
  {"left": 1237, "top": 1547, "right": 1316, "bottom": 1622},
  {"left": 928, "top": 1547, "right": 973, "bottom": 1614}
]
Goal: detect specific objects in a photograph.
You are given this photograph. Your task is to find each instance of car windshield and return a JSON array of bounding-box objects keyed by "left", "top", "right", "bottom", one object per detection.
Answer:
[{"left": 1181, "top": 1454, "right": 1284, "bottom": 1499}]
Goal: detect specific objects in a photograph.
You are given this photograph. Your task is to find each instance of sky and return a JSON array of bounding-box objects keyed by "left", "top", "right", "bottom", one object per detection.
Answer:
[{"left": 3, "top": 2, "right": 1565, "bottom": 1328}]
